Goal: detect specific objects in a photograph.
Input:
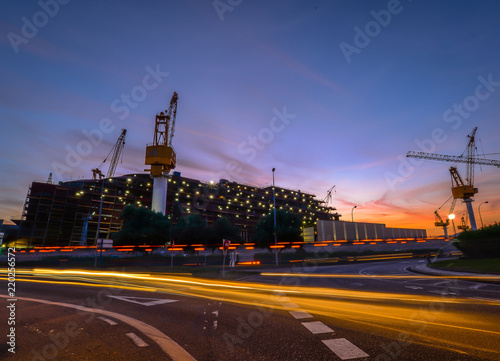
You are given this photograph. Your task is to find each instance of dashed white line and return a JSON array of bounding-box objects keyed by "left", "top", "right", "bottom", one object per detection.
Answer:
[
  {"left": 323, "top": 338, "right": 369, "bottom": 360},
  {"left": 301, "top": 321, "right": 334, "bottom": 334},
  {"left": 281, "top": 302, "right": 300, "bottom": 310},
  {"left": 126, "top": 332, "right": 149, "bottom": 348},
  {"left": 97, "top": 316, "right": 118, "bottom": 326},
  {"left": 289, "top": 311, "right": 313, "bottom": 319}
]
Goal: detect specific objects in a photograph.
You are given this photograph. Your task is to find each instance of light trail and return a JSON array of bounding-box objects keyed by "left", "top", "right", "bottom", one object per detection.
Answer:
[{"left": 5, "top": 268, "right": 500, "bottom": 359}]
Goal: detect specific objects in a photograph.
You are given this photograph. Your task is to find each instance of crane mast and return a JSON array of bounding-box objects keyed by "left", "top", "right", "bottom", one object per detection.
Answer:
[{"left": 145, "top": 92, "right": 179, "bottom": 214}]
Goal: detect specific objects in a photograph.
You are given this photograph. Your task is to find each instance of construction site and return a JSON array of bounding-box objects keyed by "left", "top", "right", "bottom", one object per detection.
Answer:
[{"left": 14, "top": 92, "right": 500, "bottom": 248}]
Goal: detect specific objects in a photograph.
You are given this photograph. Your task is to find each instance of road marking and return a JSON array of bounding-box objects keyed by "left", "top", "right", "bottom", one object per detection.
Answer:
[
  {"left": 301, "top": 321, "right": 334, "bottom": 334},
  {"left": 107, "top": 295, "right": 178, "bottom": 306},
  {"left": 97, "top": 316, "right": 118, "bottom": 326},
  {"left": 281, "top": 302, "right": 300, "bottom": 310},
  {"left": 289, "top": 311, "right": 313, "bottom": 319},
  {"left": 1, "top": 295, "right": 196, "bottom": 361},
  {"left": 405, "top": 286, "right": 423, "bottom": 290},
  {"left": 126, "top": 332, "right": 149, "bottom": 347},
  {"left": 323, "top": 338, "right": 369, "bottom": 360}
]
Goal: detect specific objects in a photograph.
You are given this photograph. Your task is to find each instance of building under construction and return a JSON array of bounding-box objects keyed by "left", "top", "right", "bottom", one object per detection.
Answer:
[{"left": 16, "top": 172, "right": 342, "bottom": 247}]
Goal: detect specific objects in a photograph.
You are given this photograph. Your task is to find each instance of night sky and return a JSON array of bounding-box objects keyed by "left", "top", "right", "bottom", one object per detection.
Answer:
[{"left": 1, "top": 0, "right": 499, "bottom": 235}]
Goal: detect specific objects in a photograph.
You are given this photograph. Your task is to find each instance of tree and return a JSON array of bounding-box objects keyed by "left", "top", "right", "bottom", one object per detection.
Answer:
[
  {"left": 207, "top": 217, "right": 242, "bottom": 250},
  {"left": 172, "top": 214, "right": 209, "bottom": 247},
  {"left": 253, "top": 210, "right": 303, "bottom": 248},
  {"left": 113, "top": 205, "right": 171, "bottom": 246}
]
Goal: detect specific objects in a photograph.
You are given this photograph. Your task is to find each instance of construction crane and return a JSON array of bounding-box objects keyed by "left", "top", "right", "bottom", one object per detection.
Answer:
[
  {"left": 407, "top": 127, "right": 500, "bottom": 231},
  {"left": 145, "top": 92, "right": 178, "bottom": 215},
  {"left": 322, "top": 185, "right": 336, "bottom": 209},
  {"left": 92, "top": 129, "right": 127, "bottom": 180},
  {"left": 434, "top": 196, "right": 459, "bottom": 237}
]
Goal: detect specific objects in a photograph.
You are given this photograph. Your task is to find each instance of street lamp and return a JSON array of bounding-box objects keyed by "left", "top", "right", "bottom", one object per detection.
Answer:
[
  {"left": 479, "top": 201, "right": 489, "bottom": 228},
  {"left": 351, "top": 206, "right": 357, "bottom": 222},
  {"left": 272, "top": 168, "right": 278, "bottom": 267},
  {"left": 448, "top": 214, "right": 457, "bottom": 236}
]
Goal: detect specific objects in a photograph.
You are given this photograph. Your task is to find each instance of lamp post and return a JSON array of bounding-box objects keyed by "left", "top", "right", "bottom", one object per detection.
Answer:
[
  {"left": 94, "top": 179, "right": 105, "bottom": 269},
  {"left": 272, "top": 168, "right": 278, "bottom": 267},
  {"left": 351, "top": 206, "right": 357, "bottom": 222},
  {"left": 479, "top": 201, "right": 489, "bottom": 228}
]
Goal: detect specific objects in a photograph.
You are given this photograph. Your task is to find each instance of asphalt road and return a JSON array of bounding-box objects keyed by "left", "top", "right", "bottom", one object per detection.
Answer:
[{"left": 1, "top": 259, "right": 499, "bottom": 360}]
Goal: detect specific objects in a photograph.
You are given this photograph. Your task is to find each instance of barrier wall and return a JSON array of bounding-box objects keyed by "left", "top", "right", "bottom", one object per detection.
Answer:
[{"left": 317, "top": 220, "right": 427, "bottom": 242}]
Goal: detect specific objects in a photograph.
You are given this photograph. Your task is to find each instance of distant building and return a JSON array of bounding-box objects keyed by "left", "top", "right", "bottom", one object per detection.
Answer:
[{"left": 17, "top": 172, "right": 340, "bottom": 246}]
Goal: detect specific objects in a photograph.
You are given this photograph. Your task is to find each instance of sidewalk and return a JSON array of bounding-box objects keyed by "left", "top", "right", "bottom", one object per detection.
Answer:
[{"left": 411, "top": 262, "right": 500, "bottom": 284}]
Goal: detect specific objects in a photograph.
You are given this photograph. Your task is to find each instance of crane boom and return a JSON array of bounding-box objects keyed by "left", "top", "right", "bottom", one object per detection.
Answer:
[
  {"left": 406, "top": 151, "right": 500, "bottom": 169},
  {"left": 106, "top": 129, "right": 127, "bottom": 178}
]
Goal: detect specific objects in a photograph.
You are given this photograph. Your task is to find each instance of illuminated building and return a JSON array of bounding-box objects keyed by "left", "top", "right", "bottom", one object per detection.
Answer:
[{"left": 17, "top": 172, "right": 340, "bottom": 246}]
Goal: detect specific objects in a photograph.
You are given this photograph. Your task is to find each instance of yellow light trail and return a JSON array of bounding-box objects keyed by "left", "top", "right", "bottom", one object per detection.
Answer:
[{"left": 4, "top": 268, "right": 500, "bottom": 359}]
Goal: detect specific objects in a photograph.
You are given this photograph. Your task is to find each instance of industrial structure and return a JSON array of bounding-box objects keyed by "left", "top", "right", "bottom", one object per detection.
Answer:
[
  {"left": 317, "top": 220, "right": 426, "bottom": 242},
  {"left": 15, "top": 172, "right": 342, "bottom": 247},
  {"left": 407, "top": 127, "right": 500, "bottom": 231},
  {"left": 92, "top": 129, "right": 127, "bottom": 180},
  {"left": 145, "top": 92, "right": 178, "bottom": 215}
]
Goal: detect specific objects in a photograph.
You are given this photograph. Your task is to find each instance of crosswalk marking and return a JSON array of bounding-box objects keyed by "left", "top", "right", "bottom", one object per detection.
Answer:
[
  {"left": 323, "top": 338, "right": 369, "bottom": 360},
  {"left": 289, "top": 311, "right": 313, "bottom": 319},
  {"left": 301, "top": 321, "right": 334, "bottom": 334}
]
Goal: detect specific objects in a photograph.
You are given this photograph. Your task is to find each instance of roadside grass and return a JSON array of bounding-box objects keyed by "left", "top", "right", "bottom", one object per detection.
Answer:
[{"left": 430, "top": 258, "right": 500, "bottom": 273}]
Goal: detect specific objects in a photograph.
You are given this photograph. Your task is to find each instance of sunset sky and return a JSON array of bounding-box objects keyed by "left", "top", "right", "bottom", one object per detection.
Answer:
[{"left": 1, "top": 0, "right": 499, "bottom": 235}]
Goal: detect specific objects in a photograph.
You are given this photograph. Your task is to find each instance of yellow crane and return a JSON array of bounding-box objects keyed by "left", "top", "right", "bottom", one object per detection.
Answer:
[
  {"left": 407, "top": 127, "right": 500, "bottom": 230},
  {"left": 145, "top": 92, "right": 178, "bottom": 214}
]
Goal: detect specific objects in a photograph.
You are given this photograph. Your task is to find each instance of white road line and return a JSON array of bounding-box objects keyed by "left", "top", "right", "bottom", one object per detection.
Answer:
[
  {"left": 289, "top": 311, "right": 313, "bottom": 319},
  {"left": 107, "top": 295, "right": 178, "bottom": 306},
  {"left": 301, "top": 321, "right": 334, "bottom": 334},
  {"left": 323, "top": 338, "right": 369, "bottom": 360},
  {"left": 97, "top": 316, "right": 118, "bottom": 326},
  {"left": 126, "top": 332, "right": 149, "bottom": 347},
  {"left": 2, "top": 295, "right": 197, "bottom": 361},
  {"left": 281, "top": 302, "right": 300, "bottom": 310}
]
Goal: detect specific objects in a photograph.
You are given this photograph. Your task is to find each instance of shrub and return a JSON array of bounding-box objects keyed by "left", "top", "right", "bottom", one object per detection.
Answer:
[{"left": 452, "top": 223, "right": 500, "bottom": 258}]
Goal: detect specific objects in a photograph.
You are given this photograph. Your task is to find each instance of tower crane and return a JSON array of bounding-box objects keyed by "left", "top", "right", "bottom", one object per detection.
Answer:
[
  {"left": 91, "top": 129, "right": 127, "bottom": 180},
  {"left": 322, "top": 185, "right": 336, "bottom": 209},
  {"left": 145, "top": 92, "right": 178, "bottom": 215},
  {"left": 407, "top": 127, "right": 500, "bottom": 231}
]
